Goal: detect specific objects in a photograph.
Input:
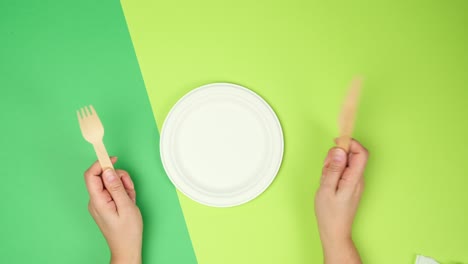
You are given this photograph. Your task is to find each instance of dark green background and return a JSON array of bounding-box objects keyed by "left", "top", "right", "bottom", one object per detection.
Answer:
[{"left": 0, "top": 1, "right": 196, "bottom": 263}]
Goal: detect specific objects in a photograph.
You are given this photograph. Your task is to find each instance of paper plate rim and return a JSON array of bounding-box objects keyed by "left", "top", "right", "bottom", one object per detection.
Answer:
[{"left": 160, "top": 82, "right": 284, "bottom": 207}]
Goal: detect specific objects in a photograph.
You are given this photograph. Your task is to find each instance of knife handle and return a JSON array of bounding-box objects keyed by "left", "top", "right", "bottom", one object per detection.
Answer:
[{"left": 336, "top": 135, "right": 352, "bottom": 153}]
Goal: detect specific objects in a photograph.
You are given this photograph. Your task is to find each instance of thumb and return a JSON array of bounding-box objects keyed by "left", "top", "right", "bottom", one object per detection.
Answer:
[
  {"left": 102, "top": 169, "right": 132, "bottom": 209},
  {"left": 321, "top": 147, "right": 348, "bottom": 191}
]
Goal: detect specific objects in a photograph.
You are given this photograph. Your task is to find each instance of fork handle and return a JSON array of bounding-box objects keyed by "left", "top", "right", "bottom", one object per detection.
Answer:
[{"left": 93, "top": 141, "right": 114, "bottom": 171}]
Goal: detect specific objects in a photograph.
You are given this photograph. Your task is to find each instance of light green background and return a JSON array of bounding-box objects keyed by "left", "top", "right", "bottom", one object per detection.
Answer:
[
  {"left": 121, "top": 0, "right": 468, "bottom": 263},
  {"left": 0, "top": 0, "right": 196, "bottom": 263}
]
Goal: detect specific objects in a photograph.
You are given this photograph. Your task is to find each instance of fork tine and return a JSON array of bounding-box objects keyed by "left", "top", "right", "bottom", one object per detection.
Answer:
[
  {"left": 89, "top": 105, "right": 96, "bottom": 116},
  {"left": 85, "top": 106, "right": 91, "bottom": 117},
  {"left": 81, "top": 107, "right": 86, "bottom": 118},
  {"left": 77, "top": 110, "right": 82, "bottom": 121}
]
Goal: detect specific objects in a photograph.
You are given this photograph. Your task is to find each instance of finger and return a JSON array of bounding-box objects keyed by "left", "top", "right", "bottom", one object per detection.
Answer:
[
  {"left": 102, "top": 169, "right": 133, "bottom": 210},
  {"left": 123, "top": 178, "right": 136, "bottom": 203},
  {"left": 338, "top": 139, "right": 369, "bottom": 192},
  {"left": 116, "top": 170, "right": 136, "bottom": 203},
  {"left": 356, "top": 177, "right": 365, "bottom": 196},
  {"left": 84, "top": 157, "right": 118, "bottom": 178},
  {"left": 84, "top": 157, "right": 118, "bottom": 200},
  {"left": 87, "top": 189, "right": 115, "bottom": 214},
  {"left": 115, "top": 170, "right": 134, "bottom": 189},
  {"left": 347, "top": 139, "right": 369, "bottom": 179},
  {"left": 320, "top": 147, "right": 348, "bottom": 191}
]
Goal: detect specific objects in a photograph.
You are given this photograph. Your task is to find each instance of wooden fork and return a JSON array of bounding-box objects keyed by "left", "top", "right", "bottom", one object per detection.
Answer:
[{"left": 77, "top": 105, "right": 113, "bottom": 171}]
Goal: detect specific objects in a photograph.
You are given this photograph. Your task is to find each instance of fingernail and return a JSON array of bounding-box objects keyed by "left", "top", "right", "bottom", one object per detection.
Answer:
[
  {"left": 332, "top": 148, "right": 346, "bottom": 162},
  {"left": 103, "top": 169, "right": 116, "bottom": 182}
]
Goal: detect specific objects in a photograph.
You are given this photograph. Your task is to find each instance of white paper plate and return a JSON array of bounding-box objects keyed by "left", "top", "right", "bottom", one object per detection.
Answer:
[{"left": 160, "top": 83, "right": 284, "bottom": 207}]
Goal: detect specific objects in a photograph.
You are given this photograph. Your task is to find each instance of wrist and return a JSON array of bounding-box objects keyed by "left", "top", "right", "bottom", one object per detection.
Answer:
[
  {"left": 321, "top": 236, "right": 361, "bottom": 264},
  {"left": 111, "top": 251, "right": 141, "bottom": 264},
  {"left": 319, "top": 231, "right": 352, "bottom": 248},
  {"left": 322, "top": 236, "right": 353, "bottom": 250}
]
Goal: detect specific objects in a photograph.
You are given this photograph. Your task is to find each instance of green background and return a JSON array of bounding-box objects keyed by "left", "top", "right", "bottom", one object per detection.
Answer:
[
  {"left": 1, "top": 0, "right": 468, "bottom": 263},
  {"left": 0, "top": 0, "right": 195, "bottom": 263}
]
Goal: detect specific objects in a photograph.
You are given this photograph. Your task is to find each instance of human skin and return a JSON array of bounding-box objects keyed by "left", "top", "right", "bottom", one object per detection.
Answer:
[
  {"left": 315, "top": 139, "right": 369, "bottom": 264},
  {"left": 84, "top": 157, "right": 143, "bottom": 264},
  {"left": 82, "top": 139, "right": 368, "bottom": 264}
]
